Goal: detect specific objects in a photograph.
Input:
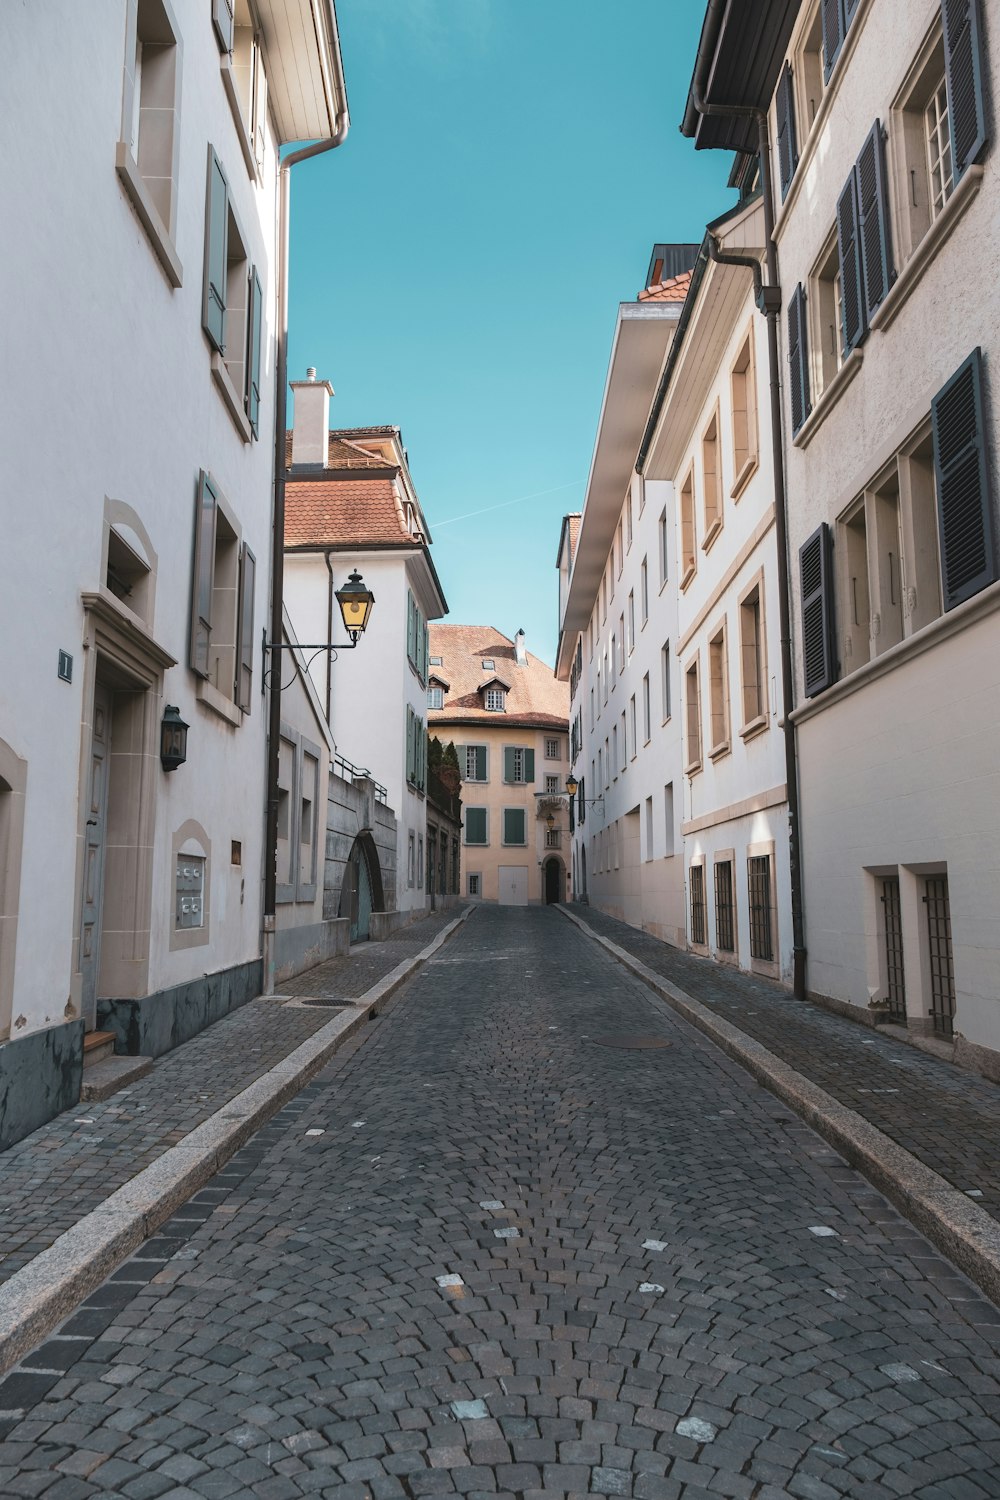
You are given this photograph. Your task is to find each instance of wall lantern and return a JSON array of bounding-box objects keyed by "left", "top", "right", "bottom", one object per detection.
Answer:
[
  {"left": 160, "top": 705, "right": 189, "bottom": 772},
  {"left": 546, "top": 811, "right": 555, "bottom": 830},
  {"left": 565, "top": 773, "right": 578, "bottom": 797},
  {"left": 335, "top": 569, "right": 376, "bottom": 643}
]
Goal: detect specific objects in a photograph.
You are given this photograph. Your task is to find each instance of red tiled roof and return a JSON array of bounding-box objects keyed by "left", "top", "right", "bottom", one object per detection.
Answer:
[
  {"left": 638, "top": 269, "right": 692, "bottom": 303},
  {"left": 284, "top": 429, "right": 396, "bottom": 469},
  {"left": 285, "top": 476, "right": 414, "bottom": 548},
  {"left": 427, "top": 625, "right": 569, "bottom": 731}
]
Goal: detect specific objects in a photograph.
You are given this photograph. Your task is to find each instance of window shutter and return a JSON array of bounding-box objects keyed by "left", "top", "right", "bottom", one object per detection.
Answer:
[
  {"left": 776, "top": 64, "right": 799, "bottom": 200},
  {"left": 406, "top": 591, "right": 414, "bottom": 662},
  {"left": 787, "top": 283, "right": 811, "bottom": 435},
  {"left": 932, "top": 347, "right": 996, "bottom": 609},
  {"left": 203, "top": 149, "right": 229, "bottom": 353},
  {"left": 236, "top": 543, "right": 256, "bottom": 711},
  {"left": 212, "top": 0, "right": 234, "bottom": 52},
  {"left": 579, "top": 776, "right": 586, "bottom": 826},
  {"left": 524, "top": 748, "right": 535, "bottom": 784},
  {"left": 252, "top": 46, "right": 268, "bottom": 175},
  {"left": 244, "top": 267, "right": 263, "bottom": 437},
  {"left": 466, "top": 808, "right": 486, "bottom": 844},
  {"left": 822, "top": 0, "right": 844, "bottom": 80},
  {"left": 836, "top": 170, "right": 865, "bottom": 354},
  {"left": 800, "top": 523, "right": 837, "bottom": 698},
  {"left": 856, "top": 121, "right": 894, "bottom": 322},
  {"left": 503, "top": 747, "right": 515, "bottom": 783},
  {"left": 943, "top": 0, "right": 988, "bottom": 180},
  {"left": 454, "top": 744, "right": 465, "bottom": 779},
  {"left": 504, "top": 808, "right": 525, "bottom": 845},
  {"left": 190, "top": 471, "right": 218, "bottom": 678},
  {"left": 475, "top": 746, "right": 487, "bottom": 781}
]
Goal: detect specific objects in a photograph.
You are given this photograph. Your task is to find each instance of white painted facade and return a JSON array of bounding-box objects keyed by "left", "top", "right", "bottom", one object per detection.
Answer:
[
  {"left": 0, "top": 0, "right": 347, "bottom": 1143},
  {"left": 770, "top": 0, "right": 1000, "bottom": 1067}
]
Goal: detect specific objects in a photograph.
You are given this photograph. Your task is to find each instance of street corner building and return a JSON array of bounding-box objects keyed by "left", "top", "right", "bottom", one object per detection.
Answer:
[
  {"left": 428, "top": 625, "right": 570, "bottom": 907},
  {"left": 0, "top": 0, "right": 348, "bottom": 1149}
]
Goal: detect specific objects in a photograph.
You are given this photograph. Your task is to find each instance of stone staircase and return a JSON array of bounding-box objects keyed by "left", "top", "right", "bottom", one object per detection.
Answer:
[{"left": 81, "top": 1030, "right": 153, "bottom": 1102}]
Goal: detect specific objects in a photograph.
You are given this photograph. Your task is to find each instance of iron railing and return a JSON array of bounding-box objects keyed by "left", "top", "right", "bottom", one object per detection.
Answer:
[
  {"left": 332, "top": 752, "right": 388, "bottom": 804},
  {"left": 714, "top": 860, "right": 735, "bottom": 953},
  {"left": 747, "top": 855, "right": 773, "bottom": 962}
]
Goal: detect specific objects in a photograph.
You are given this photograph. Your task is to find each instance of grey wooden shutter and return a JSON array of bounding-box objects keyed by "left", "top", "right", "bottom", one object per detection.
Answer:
[
  {"left": 822, "top": 0, "right": 844, "bottom": 79},
  {"left": 776, "top": 64, "right": 799, "bottom": 200},
  {"left": 475, "top": 745, "right": 487, "bottom": 781},
  {"left": 504, "top": 809, "right": 525, "bottom": 845},
  {"left": 787, "top": 283, "right": 811, "bottom": 435},
  {"left": 856, "top": 122, "right": 894, "bottom": 322},
  {"left": 800, "top": 523, "right": 837, "bottom": 698},
  {"left": 246, "top": 268, "right": 263, "bottom": 437},
  {"left": 503, "top": 747, "right": 515, "bottom": 783},
  {"left": 932, "top": 347, "right": 996, "bottom": 609},
  {"left": 836, "top": 170, "right": 865, "bottom": 354},
  {"left": 236, "top": 543, "right": 255, "bottom": 711},
  {"left": 406, "top": 591, "right": 415, "bottom": 663},
  {"left": 212, "top": 0, "right": 234, "bottom": 51},
  {"left": 466, "top": 807, "right": 486, "bottom": 844},
  {"left": 944, "top": 0, "right": 988, "bottom": 180},
  {"left": 203, "top": 149, "right": 229, "bottom": 353},
  {"left": 524, "top": 748, "right": 535, "bottom": 783},
  {"left": 190, "top": 470, "right": 218, "bottom": 677}
]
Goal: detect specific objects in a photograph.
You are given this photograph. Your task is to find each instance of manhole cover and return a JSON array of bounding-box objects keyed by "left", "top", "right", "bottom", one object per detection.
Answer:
[
  {"left": 295, "top": 998, "right": 350, "bottom": 1009},
  {"left": 592, "top": 1035, "right": 672, "bottom": 1050}
]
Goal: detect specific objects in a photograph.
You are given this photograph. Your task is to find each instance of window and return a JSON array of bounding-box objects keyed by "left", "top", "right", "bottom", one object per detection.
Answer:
[
  {"left": 661, "top": 641, "right": 672, "bottom": 722},
  {"left": 189, "top": 471, "right": 255, "bottom": 715},
  {"left": 679, "top": 467, "right": 696, "bottom": 586},
  {"left": 612, "top": 723, "right": 618, "bottom": 776},
  {"left": 597, "top": 745, "right": 603, "bottom": 789},
  {"left": 503, "top": 747, "right": 535, "bottom": 784},
  {"left": 467, "top": 873, "right": 481, "bottom": 897},
  {"left": 730, "top": 331, "right": 758, "bottom": 495},
  {"left": 611, "top": 633, "right": 618, "bottom": 685},
  {"left": 485, "top": 686, "right": 506, "bottom": 712},
  {"left": 117, "top": 0, "right": 182, "bottom": 286},
  {"left": 835, "top": 122, "right": 894, "bottom": 362},
  {"left": 714, "top": 859, "right": 736, "bottom": 953},
  {"left": 616, "top": 520, "right": 624, "bottom": 577},
  {"left": 775, "top": 61, "right": 799, "bottom": 199},
  {"left": 221, "top": 3, "right": 269, "bottom": 179},
  {"left": 625, "top": 490, "right": 633, "bottom": 549},
  {"left": 620, "top": 713, "right": 627, "bottom": 773},
  {"left": 604, "top": 738, "right": 610, "bottom": 789},
  {"left": 800, "top": 521, "right": 837, "bottom": 698},
  {"left": 925, "top": 76, "right": 953, "bottom": 219},
  {"left": 739, "top": 581, "right": 767, "bottom": 733},
  {"left": 641, "top": 672, "right": 651, "bottom": 745},
  {"left": 629, "top": 695, "right": 637, "bottom": 760},
  {"left": 590, "top": 688, "right": 595, "bottom": 731},
  {"left": 641, "top": 557, "right": 649, "bottom": 623},
  {"left": 427, "top": 685, "right": 444, "bottom": 710},
  {"left": 925, "top": 874, "right": 956, "bottom": 1037},
  {"left": 788, "top": 282, "right": 812, "bottom": 436},
  {"left": 202, "top": 148, "right": 264, "bottom": 440},
  {"left": 701, "top": 410, "right": 723, "bottom": 548},
  {"left": 545, "top": 828, "right": 561, "bottom": 849},
  {"left": 503, "top": 808, "right": 526, "bottom": 846},
  {"left": 618, "top": 614, "right": 625, "bottom": 672},
  {"left": 545, "top": 737, "right": 560, "bottom": 759},
  {"left": 406, "top": 591, "right": 428, "bottom": 683},
  {"left": 794, "top": 1, "right": 827, "bottom": 140},
  {"left": 822, "top": 0, "right": 861, "bottom": 83},
  {"left": 810, "top": 229, "right": 844, "bottom": 401},
  {"left": 299, "top": 748, "right": 319, "bottom": 894},
  {"left": 407, "top": 832, "right": 415, "bottom": 887},
  {"left": 684, "top": 658, "right": 702, "bottom": 772},
  {"left": 106, "top": 525, "right": 152, "bottom": 624},
  {"left": 465, "top": 808, "right": 488, "bottom": 845},
  {"left": 603, "top": 649, "right": 610, "bottom": 705},
  {"left": 664, "top": 783, "right": 675, "bottom": 858},
  {"left": 545, "top": 774, "right": 559, "bottom": 795},
  {"left": 482, "top": 658, "right": 495, "bottom": 670},
  {"left": 689, "top": 863, "right": 707, "bottom": 947},
  {"left": 417, "top": 835, "right": 424, "bottom": 888},
  {"left": 644, "top": 797, "right": 653, "bottom": 861},
  {"left": 748, "top": 852, "right": 775, "bottom": 964},
  {"left": 708, "top": 625, "right": 730, "bottom": 758},
  {"left": 464, "top": 745, "right": 487, "bottom": 782},
  {"left": 658, "top": 509, "right": 669, "bottom": 588},
  {"left": 430, "top": 655, "right": 442, "bottom": 667},
  {"left": 405, "top": 707, "right": 426, "bottom": 790},
  {"left": 627, "top": 592, "right": 635, "bottom": 655}
]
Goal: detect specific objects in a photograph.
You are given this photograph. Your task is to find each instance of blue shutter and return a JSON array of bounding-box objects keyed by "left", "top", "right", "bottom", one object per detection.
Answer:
[
  {"left": 236, "top": 543, "right": 255, "bottom": 711},
  {"left": 465, "top": 808, "right": 487, "bottom": 844},
  {"left": 822, "top": 0, "right": 844, "bottom": 80},
  {"left": 246, "top": 267, "right": 263, "bottom": 437},
  {"left": 836, "top": 169, "right": 865, "bottom": 354},
  {"left": 932, "top": 348, "right": 996, "bottom": 609},
  {"left": 190, "top": 471, "right": 217, "bottom": 677},
  {"left": 776, "top": 64, "right": 799, "bottom": 200},
  {"left": 503, "top": 747, "right": 515, "bottom": 783},
  {"left": 787, "top": 283, "right": 811, "bottom": 436},
  {"left": 944, "top": 0, "right": 988, "bottom": 181},
  {"left": 856, "top": 122, "right": 894, "bottom": 323},
  {"left": 524, "top": 748, "right": 535, "bottom": 784},
  {"left": 800, "top": 523, "right": 837, "bottom": 698},
  {"left": 475, "top": 746, "right": 487, "bottom": 781},
  {"left": 212, "top": 0, "right": 234, "bottom": 51},
  {"left": 504, "top": 808, "right": 525, "bottom": 845},
  {"left": 203, "top": 149, "right": 229, "bottom": 353}
]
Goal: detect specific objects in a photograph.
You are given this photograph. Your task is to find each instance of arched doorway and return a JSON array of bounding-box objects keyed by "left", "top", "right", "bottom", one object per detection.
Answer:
[
  {"left": 338, "top": 832, "right": 385, "bottom": 942},
  {"left": 544, "top": 857, "right": 563, "bottom": 905}
]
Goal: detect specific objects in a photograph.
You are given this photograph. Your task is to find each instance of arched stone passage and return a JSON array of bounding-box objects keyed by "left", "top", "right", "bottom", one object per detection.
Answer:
[{"left": 338, "top": 831, "right": 385, "bottom": 942}]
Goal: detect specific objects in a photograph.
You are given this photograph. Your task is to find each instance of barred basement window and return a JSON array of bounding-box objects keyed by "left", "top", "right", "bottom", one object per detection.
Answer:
[
  {"left": 714, "top": 860, "right": 735, "bottom": 953},
  {"left": 748, "top": 855, "right": 774, "bottom": 962},
  {"left": 880, "top": 876, "right": 907, "bottom": 1023},
  {"left": 924, "top": 875, "right": 955, "bottom": 1038},
  {"left": 689, "top": 864, "right": 706, "bottom": 946}
]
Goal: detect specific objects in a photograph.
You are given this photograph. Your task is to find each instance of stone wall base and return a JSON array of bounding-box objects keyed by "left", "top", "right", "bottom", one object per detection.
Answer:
[
  {"left": 273, "top": 919, "right": 349, "bottom": 986},
  {"left": 0, "top": 1017, "right": 85, "bottom": 1152},
  {"left": 97, "top": 958, "right": 263, "bottom": 1059}
]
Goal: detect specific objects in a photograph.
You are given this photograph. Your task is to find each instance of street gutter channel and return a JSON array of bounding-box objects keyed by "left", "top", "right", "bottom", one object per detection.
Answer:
[
  {"left": 0, "top": 906, "right": 474, "bottom": 1376},
  {"left": 559, "top": 903, "right": 1000, "bottom": 1308}
]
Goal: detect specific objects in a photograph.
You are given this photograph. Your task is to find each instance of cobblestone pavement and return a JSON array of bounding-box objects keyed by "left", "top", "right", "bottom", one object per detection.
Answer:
[
  {"left": 1, "top": 906, "right": 998, "bottom": 1499},
  {"left": 568, "top": 904, "right": 1000, "bottom": 1227},
  {"left": 0, "top": 908, "right": 459, "bottom": 1288}
]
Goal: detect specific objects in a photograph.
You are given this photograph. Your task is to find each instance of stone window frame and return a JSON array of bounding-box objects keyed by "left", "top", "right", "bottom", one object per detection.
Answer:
[
  {"left": 116, "top": 0, "right": 184, "bottom": 288},
  {"left": 102, "top": 499, "right": 158, "bottom": 632},
  {"left": 707, "top": 618, "right": 732, "bottom": 762},
  {"left": 712, "top": 848, "right": 740, "bottom": 967},
  {"left": 684, "top": 653, "right": 703, "bottom": 775},
  {"left": 747, "top": 837, "right": 780, "bottom": 980},
  {"left": 170, "top": 820, "right": 211, "bottom": 952},
  {"left": 0, "top": 738, "right": 28, "bottom": 1042},
  {"left": 730, "top": 324, "right": 760, "bottom": 499},
  {"left": 738, "top": 568, "right": 770, "bottom": 740},
  {"left": 687, "top": 853, "right": 709, "bottom": 953},
  {"left": 275, "top": 724, "right": 322, "bottom": 904},
  {"left": 218, "top": 0, "right": 270, "bottom": 182},
  {"left": 701, "top": 401, "right": 724, "bottom": 552}
]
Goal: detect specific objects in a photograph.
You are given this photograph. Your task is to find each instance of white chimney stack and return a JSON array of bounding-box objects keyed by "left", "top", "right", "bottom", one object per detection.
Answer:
[
  {"left": 290, "top": 368, "right": 335, "bottom": 466},
  {"left": 514, "top": 628, "right": 527, "bottom": 666}
]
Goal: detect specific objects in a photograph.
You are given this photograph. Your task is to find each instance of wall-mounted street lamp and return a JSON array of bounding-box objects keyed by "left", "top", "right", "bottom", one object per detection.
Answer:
[
  {"left": 264, "top": 569, "right": 376, "bottom": 683},
  {"left": 160, "top": 705, "right": 189, "bottom": 772},
  {"left": 564, "top": 772, "right": 603, "bottom": 834}
]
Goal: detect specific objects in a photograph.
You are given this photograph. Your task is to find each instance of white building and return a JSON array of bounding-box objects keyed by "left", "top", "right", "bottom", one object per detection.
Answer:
[
  {"left": 282, "top": 375, "right": 448, "bottom": 920},
  {"left": 0, "top": 0, "right": 348, "bottom": 1147}
]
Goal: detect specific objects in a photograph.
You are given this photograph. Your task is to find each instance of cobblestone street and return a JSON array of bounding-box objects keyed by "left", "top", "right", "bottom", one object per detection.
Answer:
[{"left": 1, "top": 905, "right": 999, "bottom": 1499}]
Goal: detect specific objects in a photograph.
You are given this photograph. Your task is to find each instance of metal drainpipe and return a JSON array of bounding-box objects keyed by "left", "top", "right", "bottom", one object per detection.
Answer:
[
  {"left": 324, "top": 549, "right": 335, "bottom": 724},
  {"left": 690, "top": 86, "right": 808, "bottom": 1001},
  {"left": 263, "top": 7, "right": 349, "bottom": 978}
]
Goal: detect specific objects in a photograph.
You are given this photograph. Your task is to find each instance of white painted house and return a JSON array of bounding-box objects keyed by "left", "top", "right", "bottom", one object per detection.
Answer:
[
  {"left": 282, "top": 374, "right": 448, "bottom": 921},
  {"left": 0, "top": 0, "right": 348, "bottom": 1148}
]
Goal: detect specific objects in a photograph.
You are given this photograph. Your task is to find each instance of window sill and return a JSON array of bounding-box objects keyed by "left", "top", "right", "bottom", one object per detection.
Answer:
[
  {"left": 115, "top": 142, "right": 183, "bottom": 288},
  {"left": 684, "top": 759, "right": 703, "bottom": 777},
  {"left": 196, "top": 676, "right": 242, "bottom": 726},
  {"left": 792, "top": 347, "right": 863, "bottom": 449},
  {"left": 708, "top": 740, "right": 731, "bottom": 763},
  {"left": 211, "top": 354, "right": 253, "bottom": 442},
  {"left": 220, "top": 56, "right": 259, "bottom": 180},
  {"left": 702, "top": 518, "right": 723, "bottom": 554},
  {"left": 871, "top": 166, "right": 983, "bottom": 336},
  {"left": 739, "top": 715, "right": 769, "bottom": 742},
  {"left": 680, "top": 564, "right": 697, "bottom": 593},
  {"left": 731, "top": 454, "right": 758, "bottom": 502}
]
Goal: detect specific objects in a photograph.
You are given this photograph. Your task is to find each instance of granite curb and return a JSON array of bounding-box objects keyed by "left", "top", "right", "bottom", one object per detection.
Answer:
[
  {"left": 560, "top": 903, "right": 1000, "bottom": 1306},
  {"left": 0, "top": 906, "right": 473, "bottom": 1376}
]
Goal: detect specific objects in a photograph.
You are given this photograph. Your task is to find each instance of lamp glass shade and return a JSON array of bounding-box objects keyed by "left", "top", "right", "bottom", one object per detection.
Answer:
[
  {"left": 160, "top": 705, "right": 189, "bottom": 772},
  {"left": 335, "top": 570, "right": 375, "bottom": 638},
  {"left": 565, "top": 774, "right": 579, "bottom": 797},
  {"left": 546, "top": 812, "right": 555, "bottom": 829}
]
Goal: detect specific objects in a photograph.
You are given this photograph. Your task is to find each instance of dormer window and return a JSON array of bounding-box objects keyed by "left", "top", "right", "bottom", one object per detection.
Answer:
[
  {"left": 485, "top": 686, "right": 506, "bottom": 712},
  {"left": 482, "top": 658, "right": 495, "bottom": 670},
  {"left": 428, "top": 685, "right": 444, "bottom": 710}
]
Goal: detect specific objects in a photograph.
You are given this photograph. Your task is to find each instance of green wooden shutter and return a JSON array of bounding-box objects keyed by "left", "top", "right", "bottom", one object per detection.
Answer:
[
  {"left": 787, "top": 283, "right": 811, "bottom": 436},
  {"left": 503, "top": 747, "right": 515, "bottom": 783},
  {"left": 406, "top": 591, "right": 415, "bottom": 664},
  {"left": 203, "top": 149, "right": 229, "bottom": 353},
  {"left": 579, "top": 776, "right": 586, "bottom": 827},
  {"left": 822, "top": 0, "right": 844, "bottom": 80},
  {"left": 465, "top": 807, "right": 487, "bottom": 844},
  {"left": 524, "top": 748, "right": 535, "bottom": 784},
  {"left": 246, "top": 267, "right": 263, "bottom": 437},
  {"left": 932, "top": 348, "right": 996, "bottom": 609},
  {"left": 944, "top": 0, "right": 988, "bottom": 181},
  {"left": 504, "top": 808, "right": 526, "bottom": 846},
  {"left": 236, "top": 543, "right": 255, "bottom": 711},
  {"left": 800, "top": 522, "right": 837, "bottom": 698},
  {"left": 776, "top": 64, "right": 799, "bottom": 200},
  {"left": 836, "top": 169, "right": 865, "bottom": 354},
  {"left": 856, "top": 122, "right": 894, "bottom": 323},
  {"left": 212, "top": 0, "right": 234, "bottom": 51},
  {"left": 190, "top": 471, "right": 217, "bottom": 678}
]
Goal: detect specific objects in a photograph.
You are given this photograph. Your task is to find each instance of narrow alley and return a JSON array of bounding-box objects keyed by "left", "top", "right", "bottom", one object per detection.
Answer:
[{"left": 1, "top": 908, "right": 997, "bottom": 1500}]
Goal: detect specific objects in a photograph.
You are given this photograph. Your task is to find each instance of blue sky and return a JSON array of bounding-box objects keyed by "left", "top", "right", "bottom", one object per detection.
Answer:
[{"left": 288, "top": 1, "right": 735, "bottom": 667}]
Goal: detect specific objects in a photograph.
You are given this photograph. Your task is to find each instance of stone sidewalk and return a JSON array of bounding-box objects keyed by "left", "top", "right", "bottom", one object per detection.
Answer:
[{"left": 0, "top": 908, "right": 465, "bottom": 1292}]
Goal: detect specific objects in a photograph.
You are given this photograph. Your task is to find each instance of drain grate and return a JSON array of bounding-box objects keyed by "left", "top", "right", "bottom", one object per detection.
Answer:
[
  {"left": 282, "top": 996, "right": 351, "bottom": 1009},
  {"left": 592, "top": 1035, "right": 672, "bottom": 1050}
]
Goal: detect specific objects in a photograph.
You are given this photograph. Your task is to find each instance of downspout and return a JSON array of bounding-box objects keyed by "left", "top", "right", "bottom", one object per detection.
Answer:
[
  {"left": 263, "top": 3, "right": 350, "bottom": 984},
  {"left": 324, "top": 548, "right": 335, "bottom": 724},
  {"left": 686, "top": 82, "right": 808, "bottom": 1002}
]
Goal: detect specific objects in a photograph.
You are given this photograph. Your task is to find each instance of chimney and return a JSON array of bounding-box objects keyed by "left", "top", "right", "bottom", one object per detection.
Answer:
[
  {"left": 514, "top": 628, "right": 527, "bottom": 666},
  {"left": 290, "top": 367, "right": 335, "bottom": 466}
]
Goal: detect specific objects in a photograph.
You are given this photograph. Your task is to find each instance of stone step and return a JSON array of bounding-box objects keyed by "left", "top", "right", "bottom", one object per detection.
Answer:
[
  {"left": 79, "top": 1054, "right": 153, "bottom": 1102},
  {"left": 82, "top": 1030, "right": 117, "bottom": 1067}
]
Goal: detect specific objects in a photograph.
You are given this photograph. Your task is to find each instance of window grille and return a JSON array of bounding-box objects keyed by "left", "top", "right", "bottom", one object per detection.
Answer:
[
  {"left": 880, "top": 877, "right": 907, "bottom": 1023},
  {"left": 714, "top": 861, "right": 735, "bottom": 952},
  {"left": 689, "top": 865, "right": 706, "bottom": 946},
  {"left": 485, "top": 687, "right": 505, "bottom": 712},
  {"left": 925, "top": 78, "right": 953, "bottom": 220},
  {"left": 924, "top": 876, "right": 955, "bottom": 1037},
  {"left": 748, "top": 855, "right": 773, "bottom": 961},
  {"left": 545, "top": 829, "right": 561, "bottom": 849}
]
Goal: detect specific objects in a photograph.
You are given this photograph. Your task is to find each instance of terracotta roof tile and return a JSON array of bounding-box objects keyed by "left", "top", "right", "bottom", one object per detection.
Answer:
[
  {"left": 285, "top": 476, "right": 414, "bottom": 548},
  {"left": 284, "top": 427, "right": 399, "bottom": 470},
  {"left": 638, "top": 269, "right": 692, "bottom": 303},
  {"left": 427, "top": 624, "right": 569, "bottom": 731}
]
